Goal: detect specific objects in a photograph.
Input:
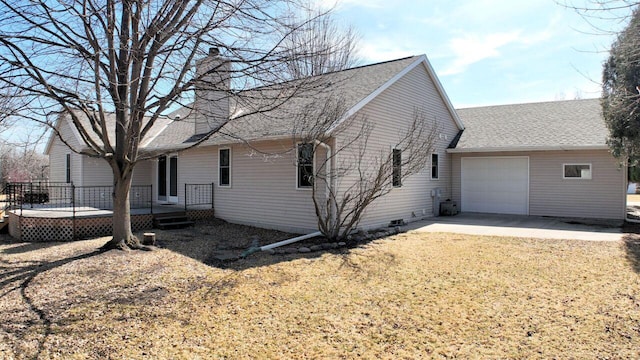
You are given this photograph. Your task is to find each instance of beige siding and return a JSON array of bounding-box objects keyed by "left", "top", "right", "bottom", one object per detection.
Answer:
[
  {"left": 175, "top": 147, "right": 216, "bottom": 202},
  {"left": 132, "top": 160, "right": 152, "bottom": 186},
  {"left": 334, "top": 63, "right": 461, "bottom": 229},
  {"left": 174, "top": 141, "right": 319, "bottom": 233},
  {"left": 81, "top": 157, "right": 111, "bottom": 186},
  {"left": 48, "top": 139, "right": 69, "bottom": 183},
  {"left": 48, "top": 118, "right": 83, "bottom": 184},
  {"left": 80, "top": 157, "right": 151, "bottom": 187},
  {"left": 451, "top": 150, "right": 625, "bottom": 220}
]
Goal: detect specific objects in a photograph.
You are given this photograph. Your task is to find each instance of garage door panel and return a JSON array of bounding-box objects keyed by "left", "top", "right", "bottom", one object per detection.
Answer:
[{"left": 461, "top": 157, "right": 529, "bottom": 215}]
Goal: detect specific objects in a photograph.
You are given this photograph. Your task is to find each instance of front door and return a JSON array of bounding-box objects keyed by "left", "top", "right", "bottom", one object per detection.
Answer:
[
  {"left": 168, "top": 156, "right": 178, "bottom": 203},
  {"left": 157, "top": 155, "right": 178, "bottom": 204}
]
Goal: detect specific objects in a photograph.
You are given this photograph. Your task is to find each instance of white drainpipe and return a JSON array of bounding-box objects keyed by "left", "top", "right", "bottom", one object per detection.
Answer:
[
  {"left": 260, "top": 231, "right": 323, "bottom": 251},
  {"left": 260, "top": 141, "right": 331, "bottom": 251}
]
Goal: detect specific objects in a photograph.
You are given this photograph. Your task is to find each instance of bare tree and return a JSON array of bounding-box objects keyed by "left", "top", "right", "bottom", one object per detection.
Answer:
[
  {"left": 0, "top": 0, "right": 351, "bottom": 250},
  {"left": 0, "top": 139, "right": 49, "bottom": 185},
  {"left": 293, "top": 97, "right": 438, "bottom": 241},
  {"left": 278, "top": 4, "right": 360, "bottom": 78},
  {"left": 0, "top": 86, "right": 24, "bottom": 132}
]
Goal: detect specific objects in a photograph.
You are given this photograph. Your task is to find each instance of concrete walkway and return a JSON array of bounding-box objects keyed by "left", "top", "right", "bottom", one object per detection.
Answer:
[{"left": 405, "top": 213, "right": 624, "bottom": 241}]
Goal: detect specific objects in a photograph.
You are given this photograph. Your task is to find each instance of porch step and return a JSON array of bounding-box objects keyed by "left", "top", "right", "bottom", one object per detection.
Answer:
[{"left": 153, "top": 212, "right": 194, "bottom": 230}]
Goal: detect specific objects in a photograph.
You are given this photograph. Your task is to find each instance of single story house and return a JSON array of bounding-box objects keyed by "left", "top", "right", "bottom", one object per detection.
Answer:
[{"left": 43, "top": 53, "right": 626, "bottom": 235}]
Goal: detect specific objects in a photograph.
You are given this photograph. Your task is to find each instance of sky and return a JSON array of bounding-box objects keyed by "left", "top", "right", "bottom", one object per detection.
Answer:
[
  {"left": 317, "top": 0, "right": 633, "bottom": 108},
  {"left": 1, "top": 0, "right": 633, "bottom": 149}
]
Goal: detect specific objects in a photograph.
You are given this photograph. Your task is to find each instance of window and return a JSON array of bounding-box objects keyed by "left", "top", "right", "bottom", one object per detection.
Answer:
[
  {"left": 431, "top": 153, "right": 439, "bottom": 180},
  {"left": 563, "top": 163, "right": 592, "bottom": 179},
  {"left": 297, "top": 143, "right": 314, "bottom": 188},
  {"left": 219, "top": 148, "right": 230, "bottom": 186},
  {"left": 392, "top": 148, "right": 402, "bottom": 187},
  {"left": 65, "top": 154, "right": 71, "bottom": 183}
]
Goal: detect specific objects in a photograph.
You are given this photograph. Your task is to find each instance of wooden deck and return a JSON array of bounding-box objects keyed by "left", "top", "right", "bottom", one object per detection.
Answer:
[{"left": 9, "top": 203, "right": 192, "bottom": 219}]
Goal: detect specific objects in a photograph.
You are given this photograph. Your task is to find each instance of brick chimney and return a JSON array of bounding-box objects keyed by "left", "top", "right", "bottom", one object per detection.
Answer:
[{"left": 194, "top": 47, "right": 231, "bottom": 135}]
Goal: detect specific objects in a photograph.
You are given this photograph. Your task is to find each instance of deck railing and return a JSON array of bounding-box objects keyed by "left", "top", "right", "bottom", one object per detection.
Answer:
[
  {"left": 5, "top": 181, "right": 213, "bottom": 215},
  {"left": 5, "top": 182, "right": 153, "bottom": 215},
  {"left": 185, "top": 183, "right": 214, "bottom": 211}
]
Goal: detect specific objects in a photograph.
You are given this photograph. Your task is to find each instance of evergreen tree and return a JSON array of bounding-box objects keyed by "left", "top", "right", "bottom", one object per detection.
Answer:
[{"left": 602, "top": 6, "right": 640, "bottom": 164}]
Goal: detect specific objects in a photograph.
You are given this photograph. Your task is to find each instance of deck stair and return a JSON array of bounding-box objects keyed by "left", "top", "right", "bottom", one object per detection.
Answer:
[
  {"left": 153, "top": 212, "right": 194, "bottom": 230},
  {"left": 0, "top": 210, "right": 8, "bottom": 234}
]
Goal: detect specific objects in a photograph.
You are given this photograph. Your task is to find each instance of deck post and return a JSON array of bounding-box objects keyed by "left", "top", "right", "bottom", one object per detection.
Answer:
[
  {"left": 19, "top": 183, "right": 23, "bottom": 216},
  {"left": 211, "top": 183, "right": 214, "bottom": 209},
  {"left": 150, "top": 184, "right": 153, "bottom": 215},
  {"left": 29, "top": 182, "right": 33, "bottom": 208},
  {"left": 184, "top": 183, "right": 187, "bottom": 212},
  {"left": 71, "top": 183, "right": 76, "bottom": 240}
]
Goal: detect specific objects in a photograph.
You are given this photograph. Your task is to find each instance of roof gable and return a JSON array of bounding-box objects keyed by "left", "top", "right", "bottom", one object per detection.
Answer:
[
  {"left": 44, "top": 113, "right": 85, "bottom": 155},
  {"left": 328, "top": 55, "right": 464, "bottom": 133},
  {"left": 146, "top": 54, "right": 463, "bottom": 150},
  {"left": 45, "top": 110, "right": 172, "bottom": 155}
]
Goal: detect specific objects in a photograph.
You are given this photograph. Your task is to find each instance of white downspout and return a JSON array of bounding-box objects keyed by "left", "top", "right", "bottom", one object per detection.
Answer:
[
  {"left": 260, "top": 231, "right": 323, "bottom": 251},
  {"left": 314, "top": 139, "right": 332, "bottom": 207},
  {"left": 241, "top": 139, "right": 334, "bottom": 258}
]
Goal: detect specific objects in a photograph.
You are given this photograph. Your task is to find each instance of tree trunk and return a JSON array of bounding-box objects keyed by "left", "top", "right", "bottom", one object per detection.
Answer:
[{"left": 101, "top": 170, "right": 141, "bottom": 251}]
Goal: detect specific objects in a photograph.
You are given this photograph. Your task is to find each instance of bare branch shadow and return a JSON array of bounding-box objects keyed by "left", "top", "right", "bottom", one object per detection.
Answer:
[
  {"left": 149, "top": 219, "right": 398, "bottom": 273},
  {"left": 0, "top": 247, "right": 102, "bottom": 358},
  {"left": 621, "top": 223, "right": 640, "bottom": 273}
]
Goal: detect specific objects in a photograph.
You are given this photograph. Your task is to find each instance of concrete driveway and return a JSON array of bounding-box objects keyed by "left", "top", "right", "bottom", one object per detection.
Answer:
[{"left": 405, "top": 213, "right": 623, "bottom": 241}]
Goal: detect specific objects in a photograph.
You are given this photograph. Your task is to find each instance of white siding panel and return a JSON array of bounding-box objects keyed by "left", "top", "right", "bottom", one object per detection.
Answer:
[
  {"left": 176, "top": 142, "right": 318, "bottom": 233},
  {"left": 80, "top": 157, "right": 152, "bottom": 187},
  {"left": 82, "top": 157, "right": 112, "bottom": 186},
  {"left": 335, "top": 63, "right": 461, "bottom": 229},
  {"left": 132, "top": 160, "right": 152, "bottom": 186},
  {"left": 48, "top": 118, "right": 83, "bottom": 184},
  {"left": 48, "top": 139, "right": 69, "bottom": 183},
  {"left": 451, "top": 150, "right": 625, "bottom": 220},
  {"left": 176, "top": 147, "right": 216, "bottom": 202},
  {"left": 529, "top": 150, "right": 624, "bottom": 219}
]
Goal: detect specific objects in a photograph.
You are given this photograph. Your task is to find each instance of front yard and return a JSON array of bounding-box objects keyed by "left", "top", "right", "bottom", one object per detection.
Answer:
[{"left": 1, "top": 223, "right": 639, "bottom": 359}]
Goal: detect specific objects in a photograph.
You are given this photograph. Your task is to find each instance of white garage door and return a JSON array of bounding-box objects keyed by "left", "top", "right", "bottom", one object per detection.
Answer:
[{"left": 461, "top": 157, "right": 529, "bottom": 215}]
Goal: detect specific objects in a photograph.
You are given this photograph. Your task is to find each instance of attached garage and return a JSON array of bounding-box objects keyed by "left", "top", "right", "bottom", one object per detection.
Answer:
[
  {"left": 451, "top": 99, "right": 626, "bottom": 221},
  {"left": 461, "top": 156, "right": 529, "bottom": 215}
]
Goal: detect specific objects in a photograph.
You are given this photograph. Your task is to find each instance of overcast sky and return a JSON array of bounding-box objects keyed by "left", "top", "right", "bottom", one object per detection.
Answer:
[{"left": 319, "top": 0, "right": 633, "bottom": 108}]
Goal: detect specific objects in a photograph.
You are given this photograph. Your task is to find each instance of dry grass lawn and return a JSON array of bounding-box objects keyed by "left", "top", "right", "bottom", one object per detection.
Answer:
[{"left": 1, "top": 226, "right": 640, "bottom": 359}]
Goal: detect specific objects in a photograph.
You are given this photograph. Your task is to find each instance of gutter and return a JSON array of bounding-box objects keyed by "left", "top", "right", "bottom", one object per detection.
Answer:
[{"left": 446, "top": 145, "right": 609, "bottom": 153}]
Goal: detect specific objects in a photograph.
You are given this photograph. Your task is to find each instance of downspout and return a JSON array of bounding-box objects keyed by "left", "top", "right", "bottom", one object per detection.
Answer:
[
  {"left": 240, "top": 139, "right": 334, "bottom": 258},
  {"left": 314, "top": 139, "right": 332, "bottom": 210}
]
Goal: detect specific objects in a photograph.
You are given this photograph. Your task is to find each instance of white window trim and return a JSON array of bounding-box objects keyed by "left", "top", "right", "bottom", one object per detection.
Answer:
[
  {"left": 218, "top": 147, "right": 231, "bottom": 187},
  {"left": 431, "top": 152, "right": 439, "bottom": 180},
  {"left": 296, "top": 142, "right": 314, "bottom": 190},
  {"left": 562, "top": 163, "right": 592, "bottom": 180}
]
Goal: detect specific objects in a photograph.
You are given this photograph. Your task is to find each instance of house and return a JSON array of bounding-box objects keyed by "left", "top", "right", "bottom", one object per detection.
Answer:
[
  {"left": 45, "top": 54, "right": 463, "bottom": 234},
  {"left": 43, "top": 53, "right": 626, "bottom": 237}
]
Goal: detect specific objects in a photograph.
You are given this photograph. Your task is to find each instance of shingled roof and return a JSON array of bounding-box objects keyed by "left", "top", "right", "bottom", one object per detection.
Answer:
[
  {"left": 45, "top": 55, "right": 463, "bottom": 155},
  {"left": 450, "top": 98, "right": 609, "bottom": 152},
  {"left": 145, "top": 55, "right": 462, "bottom": 151}
]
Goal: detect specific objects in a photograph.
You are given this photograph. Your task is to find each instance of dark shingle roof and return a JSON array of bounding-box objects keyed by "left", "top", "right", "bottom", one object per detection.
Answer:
[
  {"left": 452, "top": 98, "right": 608, "bottom": 151},
  {"left": 145, "top": 56, "right": 423, "bottom": 150}
]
